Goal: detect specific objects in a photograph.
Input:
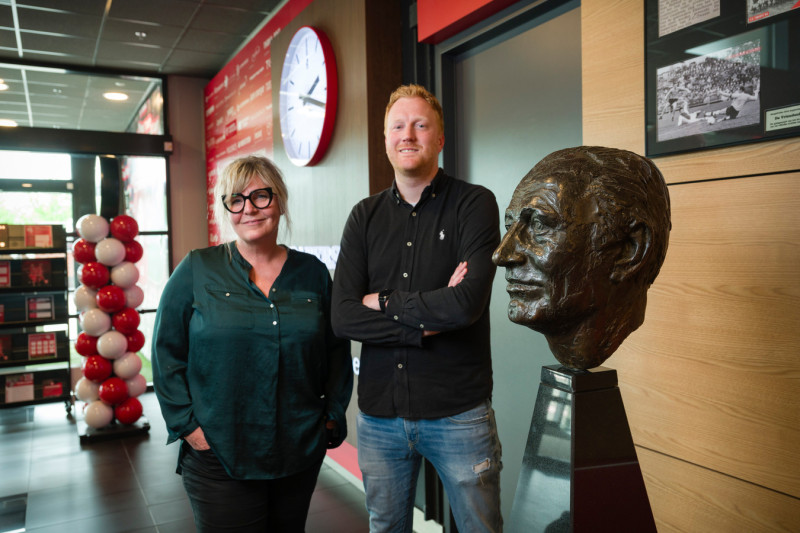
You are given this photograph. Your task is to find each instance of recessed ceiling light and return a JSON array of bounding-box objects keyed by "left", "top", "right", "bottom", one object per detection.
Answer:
[
  {"left": 0, "top": 79, "right": 8, "bottom": 91},
  {"left": 103, "top": 92, "right": 129, "bottom": 101},
  {"left": 0, "top": 119, "right": 18, "bottom": 127},
  {"left": 134, "top": 31, "right": 147, "bottom": 40}
]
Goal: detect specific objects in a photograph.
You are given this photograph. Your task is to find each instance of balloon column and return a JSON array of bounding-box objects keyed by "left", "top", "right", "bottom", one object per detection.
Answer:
[{"left": 73, "top": 214, "right": 147, "bottom": 429}]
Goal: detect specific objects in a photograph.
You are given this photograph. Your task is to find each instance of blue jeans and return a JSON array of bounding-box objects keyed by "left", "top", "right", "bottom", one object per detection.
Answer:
[{"left": 357, "top": 400, "right": 503, "bottom": 532}]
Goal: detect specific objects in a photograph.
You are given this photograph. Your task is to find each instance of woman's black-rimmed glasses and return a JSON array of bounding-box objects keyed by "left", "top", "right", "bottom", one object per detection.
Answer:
[{"left": 222, "top": 187, "right": 274, "bottom": 213}]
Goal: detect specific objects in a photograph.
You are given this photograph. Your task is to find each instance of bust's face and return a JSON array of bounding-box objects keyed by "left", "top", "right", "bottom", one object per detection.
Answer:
[{"left": 493, "top": 172, "right": 615, "bottom": 336}]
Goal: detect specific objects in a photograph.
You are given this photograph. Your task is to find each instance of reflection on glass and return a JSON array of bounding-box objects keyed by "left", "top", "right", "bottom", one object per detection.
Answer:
[
  {"left": 0, "top": 63, "right": 163, "bottom": 134},
  {"left": 121, "top": 156, "right": 168, "bottom": 232},
  {"left": 135, "top": 234, "right": 169, "bottom": 311}
]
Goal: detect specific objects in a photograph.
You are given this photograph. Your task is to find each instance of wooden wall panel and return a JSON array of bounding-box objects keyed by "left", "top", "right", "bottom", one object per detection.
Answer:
[
  {"left": 638, "top": 447, "right": 800, "bottom": 532},
  {"left": 581, "top": 0, "right": 644, "bottom": 154},
  {"left": 582, "top": 0, "right": 800, "bottom": 529},
  {"left": 611, "top": 174, "right": 800, "bottom": 497}
]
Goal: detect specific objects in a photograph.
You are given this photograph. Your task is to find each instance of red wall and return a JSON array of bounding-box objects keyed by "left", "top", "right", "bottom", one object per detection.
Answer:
[
  {"left": 203, "top": 0, "right": 314, "bottom": 245},
  {"left": 417, "top": 0, "right": 519, "bottom": 44}
]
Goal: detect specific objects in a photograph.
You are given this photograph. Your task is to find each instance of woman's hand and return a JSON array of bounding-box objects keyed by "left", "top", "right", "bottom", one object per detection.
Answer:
[{"left": 185, "top": 427, "right": 210, "bottom": 450}]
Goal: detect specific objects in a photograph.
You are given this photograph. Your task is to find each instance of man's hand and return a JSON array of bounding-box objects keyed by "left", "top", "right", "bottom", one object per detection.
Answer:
[
  {"left": 448, "top": 261, "right": 467, "bottom": 287},
  {"left": 362, "top": 261, "right": 468, "bottom": 312},
  {"left": 185, "top": 427, "right": 210, "bottom": 450},
  {"left": 362, "top": 292, "right": 380, "bottom": 310}
]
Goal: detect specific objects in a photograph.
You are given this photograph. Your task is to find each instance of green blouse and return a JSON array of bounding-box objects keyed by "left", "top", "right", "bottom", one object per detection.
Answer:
[{"left": 152, "top": 243, "right": 352, "bottom": 479}]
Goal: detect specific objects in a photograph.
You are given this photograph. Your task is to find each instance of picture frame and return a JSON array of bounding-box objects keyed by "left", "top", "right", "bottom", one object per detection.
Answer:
[{"left": 645, "top": 0, "right": 800, "bottom": 157}]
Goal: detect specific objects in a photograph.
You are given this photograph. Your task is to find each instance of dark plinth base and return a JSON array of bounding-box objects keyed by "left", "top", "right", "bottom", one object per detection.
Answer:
[
  {"left": 78, "top": 416, "right": 150, "bottom": 443},
  {"left": 508, "top": 365, "right": 656, "bottom": 533}
]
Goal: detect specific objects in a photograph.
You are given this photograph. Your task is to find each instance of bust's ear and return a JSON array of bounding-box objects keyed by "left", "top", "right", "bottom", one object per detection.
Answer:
[{"left": 610, "top": 221, "right": 651, "bottom": 282}]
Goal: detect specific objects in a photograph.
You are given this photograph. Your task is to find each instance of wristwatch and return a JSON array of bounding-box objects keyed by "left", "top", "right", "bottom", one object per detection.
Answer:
[{"left": 378, "top": 289, "right": 394, "bottom": 312}]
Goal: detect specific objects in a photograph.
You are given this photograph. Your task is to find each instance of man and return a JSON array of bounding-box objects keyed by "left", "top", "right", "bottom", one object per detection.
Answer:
[
  {"left": 492, "top": 146, "right": 671, "bottom": 370},
  {"left": 705, "top": 82, "right": 759, "bottom": 124},
  {"left": 332, "top": 84, "right": 502, "bottom": 532}
]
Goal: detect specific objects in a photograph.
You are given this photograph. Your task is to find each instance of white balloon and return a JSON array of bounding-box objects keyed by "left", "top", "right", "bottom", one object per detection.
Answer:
[
  {"left": 110, "top": 262, "right": 139, "bottom": 288},
  {"left": 76, "top": 215, "right": 109, "bottom": 243},
  {"left": 124, "top": 285, "right": 145, "bottom": 309},
  {"left": 97, "top": 330, "right": 128, "bottom": 359},
  {"left": 113, "top": 352, "right": 142, "bottom": 379},
  {"left": 84, "top": 400, "right": 114, "bottom": 428},
  {"left": 125, "top": 373, "right": 147, "bottom": 398},
  {"left": 81, "top": 308, "right": 111, "bottom": 336},
  {"left": 74, "top": 285, "right": 98, "bottom": 312},
  {"left": 95, "top": 237, "right": 126, "bottom": 267},
  {"left": 75, "top": 377, "right": 100, "bottom": 402}
]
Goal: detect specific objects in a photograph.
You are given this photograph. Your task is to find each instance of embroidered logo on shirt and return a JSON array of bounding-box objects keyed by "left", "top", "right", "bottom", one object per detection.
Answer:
[{"left": 439, "top": 229, "right": 445, "bottom": 241}]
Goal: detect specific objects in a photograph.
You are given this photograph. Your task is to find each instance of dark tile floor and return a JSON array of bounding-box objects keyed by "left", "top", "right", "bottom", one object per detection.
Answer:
[{"left": 0, "top": 392, "right": 369, "bottom": 532}]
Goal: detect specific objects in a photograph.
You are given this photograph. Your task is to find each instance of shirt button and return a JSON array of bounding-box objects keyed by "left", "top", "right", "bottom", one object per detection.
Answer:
[
  {"left": 270, "top": 304, "right": 274, "bottom": 308},
  {"left": 272, "top": 320, "right": 277, "bottom": 326},
  {"left": 419, "top": 324, "right": 424, "bottom": 328},
  {"left": 412, "top": 212, "right": 417, "bottom": 217},
  {"left": 393, "top": 315, "right": 399, "bottom": 320},
  {"left": 225, "top": 292, "right": 230, "bottom": 297},
  {"left": 403, "top": 273, "right": 408, "bottom": 278},
  {"left": 397, "top": 363, "right": 403, "bottom": 369},
  {"left": 406, "top": 242, "right": 412, "bottom": 247}
]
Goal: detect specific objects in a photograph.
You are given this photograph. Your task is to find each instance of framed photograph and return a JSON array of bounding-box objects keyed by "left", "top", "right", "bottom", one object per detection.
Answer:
[{"left": 645, "top": 0, "right": 800, "bottom": 157}]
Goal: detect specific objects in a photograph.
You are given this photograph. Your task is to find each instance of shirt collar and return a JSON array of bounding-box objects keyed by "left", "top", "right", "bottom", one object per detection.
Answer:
[{"left": 391, "top": 168, "right": 445, "bottom": 206}]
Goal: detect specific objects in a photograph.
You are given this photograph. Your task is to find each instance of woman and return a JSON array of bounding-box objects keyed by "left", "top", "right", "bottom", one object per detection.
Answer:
[{"left": 152, "top": 155, "right": 352, "bottom": 531}]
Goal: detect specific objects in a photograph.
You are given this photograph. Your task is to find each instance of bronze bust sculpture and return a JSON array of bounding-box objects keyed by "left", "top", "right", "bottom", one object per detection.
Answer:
[{"left": 493, "top": 146, "right": 671, "bottom": 370}]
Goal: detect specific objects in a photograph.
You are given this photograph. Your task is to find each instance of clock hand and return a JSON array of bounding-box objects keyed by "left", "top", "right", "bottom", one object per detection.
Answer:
[
  {"left": 307, "top": 76, "right": 319, "bottom": 96},
  {"left": 300, "top": 95, "right": 326, "bottom": 108}
]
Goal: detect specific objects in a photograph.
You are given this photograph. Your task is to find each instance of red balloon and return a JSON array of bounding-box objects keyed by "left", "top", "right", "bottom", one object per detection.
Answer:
[
  {"left": 96, "top": 285, "right": 126, "bottom": 313},
  {"left": 73, "top": 239, "right": 97, "bottom": 264},
  {"left": 75, "top": 332, "right": 98, "bottom": 356},
  {"left": 83, "top": 355, "right": 112, "bottom": 382},
  {"left": 80, "top": 262, "right": 110, "bottom": 289},
  {"left": 114, "top": 397, "right": 143, "bottom": 424},
  {"left": 112, "top": 307, "right": 140, "bottom": 335},
  {"left": 98, "top": 377, "right": 129, "bottom": 405},
  {"left": 110, "top": 215, "right": 139, "bottom": 242},
  {"left": 126, "top": 329, "right": 146, "bottom": 353},
  {"left": 124, "top": 240, "right": 143, "bottom": 263}
]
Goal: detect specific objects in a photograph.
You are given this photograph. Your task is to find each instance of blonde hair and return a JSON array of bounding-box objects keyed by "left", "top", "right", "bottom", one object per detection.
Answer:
[
  {"left": 384, "top": 84, "right": 444, "bottom": 133},
  {"left": 213, "top": 155, "right": 291, "bottom": 241}
]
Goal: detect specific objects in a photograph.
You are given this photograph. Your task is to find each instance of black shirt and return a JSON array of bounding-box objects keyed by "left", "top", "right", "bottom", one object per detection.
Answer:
[{"left": 332, "top": 170, "right": 500, "bottom": 418}]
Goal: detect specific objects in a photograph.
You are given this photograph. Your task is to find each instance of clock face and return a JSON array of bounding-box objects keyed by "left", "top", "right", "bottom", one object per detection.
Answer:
[{"left": 279, "top": 26, "right": 338, "bottom": 167}]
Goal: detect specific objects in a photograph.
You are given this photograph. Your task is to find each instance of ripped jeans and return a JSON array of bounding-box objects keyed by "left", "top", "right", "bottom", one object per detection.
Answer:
[{"left": 357, "top": 400, "right": 503, "bottom": 533}]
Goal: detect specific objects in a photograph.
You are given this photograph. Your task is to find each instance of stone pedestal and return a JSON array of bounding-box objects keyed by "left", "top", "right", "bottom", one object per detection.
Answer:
[{"left": 508, "top": 365, "right": 656, "bottom": 532}]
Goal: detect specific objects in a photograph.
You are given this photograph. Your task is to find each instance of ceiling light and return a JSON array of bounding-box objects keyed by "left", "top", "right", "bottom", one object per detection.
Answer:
[
  {"left": 134, "top": 31, "right": 147, "bottom": 40},
  {"left": 103, "top": 92, "right": 129, "bottom": 101},
  {"left": 0, "top": 119, "right": 18, "bottom": 127},
  {"left": 0, "top": 79, "right": 7, "bottom": 91}
]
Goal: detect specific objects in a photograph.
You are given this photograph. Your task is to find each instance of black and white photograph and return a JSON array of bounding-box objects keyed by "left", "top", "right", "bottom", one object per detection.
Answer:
[
  {"left": 747, "top": 0, "right": 800, "bottom": 23},
  {"left": 656, "top": 38, "right": 761, "bottom": 142}
]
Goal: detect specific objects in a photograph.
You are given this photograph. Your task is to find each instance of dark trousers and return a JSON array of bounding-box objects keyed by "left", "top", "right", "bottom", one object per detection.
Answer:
[{"left": 180, "top": 442, "right": 324, "bottom": 532}]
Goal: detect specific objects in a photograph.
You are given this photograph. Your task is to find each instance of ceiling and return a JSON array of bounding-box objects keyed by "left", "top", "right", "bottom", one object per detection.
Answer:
[{"left": 0, "top": 0, "right": 282, "bottom": 133}]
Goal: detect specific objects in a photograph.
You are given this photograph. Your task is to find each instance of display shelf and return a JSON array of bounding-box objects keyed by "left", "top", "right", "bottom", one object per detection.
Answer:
[
  {"left": 0, "top": 329, "right": 69, "bottom": 368},
  {"left": 0, "top": 224, "right": 71, "bottom": 411}
]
